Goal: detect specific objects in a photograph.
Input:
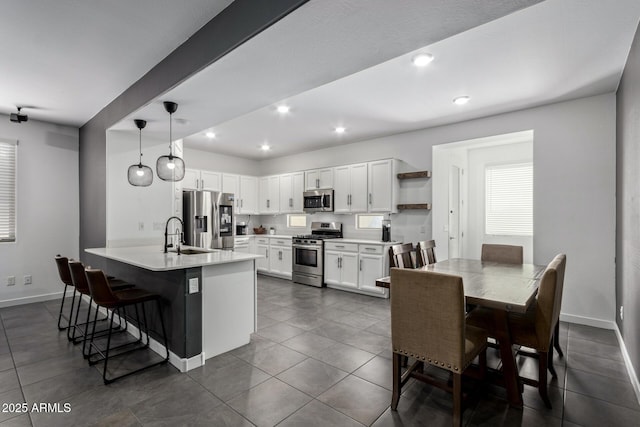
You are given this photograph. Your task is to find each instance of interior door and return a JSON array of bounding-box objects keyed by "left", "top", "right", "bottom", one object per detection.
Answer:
[{"left": 448, "top": 165, "right": 462, "bottom": 259}]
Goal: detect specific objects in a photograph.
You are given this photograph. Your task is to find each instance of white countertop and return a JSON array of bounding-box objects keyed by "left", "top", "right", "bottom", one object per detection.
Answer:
[
  {"left": 250, "top": 234, "right": 293, "bottom": 239},
  {"left": 86, "top": 246, "right": 262, "bottom": 272}
]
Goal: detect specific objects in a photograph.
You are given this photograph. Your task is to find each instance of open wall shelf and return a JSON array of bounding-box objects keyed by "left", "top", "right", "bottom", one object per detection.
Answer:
[{"left": 397, "top": 170, "right": 431, "bottom": 210}]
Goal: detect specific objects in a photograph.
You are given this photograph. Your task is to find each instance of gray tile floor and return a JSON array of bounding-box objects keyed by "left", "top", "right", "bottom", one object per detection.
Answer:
[{"left": 0, "top": 275, "right": 638, "bottom": 426}]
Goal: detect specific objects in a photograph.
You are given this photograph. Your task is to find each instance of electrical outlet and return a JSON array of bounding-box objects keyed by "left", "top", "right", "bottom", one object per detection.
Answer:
[
  {"left": 138, "top": 222, "right": 145, "bottom": 231},
  {"left": 620, "top": 305, "right": 624, "bottom": 321},
  {"left": 7, "top": 276, "right": 15, "bottom": 286},
  {"left": 188, "top": 278, "right": 199, "bottom": 294},
  {"left": 24, "top": 275, "right": 32, "bottom": 285}
]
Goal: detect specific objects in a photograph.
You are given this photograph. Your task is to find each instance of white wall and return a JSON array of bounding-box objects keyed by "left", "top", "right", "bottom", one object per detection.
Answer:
[
  {"left": 0, "top": 115, "right": 79, "bottom": 306},
  {"left": 183, "top": 147, "right": 261, "bottom": 176},
  {"left": 106, "top": 130, "right": 175, "bottom": 247},
  {"left": 259, "top": 93, "right": 617, "bottom": 325}
]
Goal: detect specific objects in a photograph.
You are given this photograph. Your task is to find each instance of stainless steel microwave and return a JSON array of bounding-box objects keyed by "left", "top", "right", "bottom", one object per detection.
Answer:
[{"left": 303, "top": 189, "right": 334, "bottom": 213}]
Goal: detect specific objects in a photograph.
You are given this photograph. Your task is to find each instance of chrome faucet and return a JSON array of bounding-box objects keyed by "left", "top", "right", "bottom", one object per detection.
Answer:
[{"left": 164, "top": 216, "right": 185, "bottom": 254}]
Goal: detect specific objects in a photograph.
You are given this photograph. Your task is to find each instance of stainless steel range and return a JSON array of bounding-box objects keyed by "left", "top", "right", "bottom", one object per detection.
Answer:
[{"left": 292, "top": 222, "right": 342, "bottom": 287}]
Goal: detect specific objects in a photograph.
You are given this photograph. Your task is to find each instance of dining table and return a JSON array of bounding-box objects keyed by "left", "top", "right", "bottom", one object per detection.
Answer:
[{"left": 376, "top": 258, "right": 546, "bottom": 408}]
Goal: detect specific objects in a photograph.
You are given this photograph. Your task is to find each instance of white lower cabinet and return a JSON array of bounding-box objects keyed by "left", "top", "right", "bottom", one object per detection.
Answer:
[
  {"left": 255, "top": 236, "right": 292, "bottom": 279},
  {"left": 325, "top": 241, "right": 390, "bottom": 298}
]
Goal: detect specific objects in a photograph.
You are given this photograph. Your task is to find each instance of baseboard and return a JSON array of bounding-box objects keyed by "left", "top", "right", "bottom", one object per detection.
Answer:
[
  {"left": 559, "top": 313, "right": 616, "bottom": 330},
  {"left": 104, "top": 305, "right": 203, "bottom": 373},
  {"left": 0, "top": 291, "right": 63, "bottom": 308},
  {"left": 613, "top": 324, "right": 640, "bottom": 406}
]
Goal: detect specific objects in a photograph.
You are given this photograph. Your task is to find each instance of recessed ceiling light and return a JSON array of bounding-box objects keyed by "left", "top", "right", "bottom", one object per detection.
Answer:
[
  {"left": 205, "top": 132, "right": 216, "bottom": 139},
  {"left": 453, "top": 96, "right": 470, "bottom": 105},
  {"left": 276, "top": 105, "right": 290, "bottom": 114},
  {"left": 334, "top": 126, "right": 346, "bottom": 134},
  {"left": 412, "top": 53, "right": 434, "bottom": 67},
  {"left": 260, "top": 143, "right": 271, "bottom": 151}
]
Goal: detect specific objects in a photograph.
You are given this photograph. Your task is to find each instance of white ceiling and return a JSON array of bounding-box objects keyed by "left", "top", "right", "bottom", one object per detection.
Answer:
[
  {"left": 0, "top": 0, "right": 233, "bottom": 126},
  {"left": 111, "top": 0, "right": 640, "bottom": 160},
  {"left": 4, "top": 1, "right": 640, "bottom": 161}
]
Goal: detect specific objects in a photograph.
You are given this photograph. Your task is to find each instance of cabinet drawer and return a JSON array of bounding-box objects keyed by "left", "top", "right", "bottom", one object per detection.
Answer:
[
  {"left": 256, "top": 237, "right": 270, "bottom": 245},
  {"left": 271, "top": 239, "right": 290, "bottom": 246},
  {"left": 325, "top": 242, "right": 358, "bottom": 252},
  {"left": 359, "top": 244, "right": 383, "bottom": 255}
]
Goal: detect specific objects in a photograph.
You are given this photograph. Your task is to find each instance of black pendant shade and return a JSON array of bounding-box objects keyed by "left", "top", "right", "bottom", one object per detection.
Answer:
[
  {"left": 156, "top": 101, "right": 185, "bottom": 182},
  {"left": 127, "top": 119, "right": 153, "bottom": 187}
]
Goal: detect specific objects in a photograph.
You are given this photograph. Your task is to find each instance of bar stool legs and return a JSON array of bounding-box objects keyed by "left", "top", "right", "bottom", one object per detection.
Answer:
[{"left": 88, "top": 298, "right": 169, "bottom": 384}]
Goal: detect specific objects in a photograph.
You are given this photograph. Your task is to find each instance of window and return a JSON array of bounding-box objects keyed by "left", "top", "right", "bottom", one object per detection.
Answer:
[
  {"left": 485, "top": 162, "right": 533, "bottom": 236},
  {"left": 287, "top": 214, "right": 307, "bottom": 228},
  {"left": 356, "top": 214, "right": 384, "bottom": 229},
  {"left": 0, "top": 139, "right": 17, "bottom": 242}
]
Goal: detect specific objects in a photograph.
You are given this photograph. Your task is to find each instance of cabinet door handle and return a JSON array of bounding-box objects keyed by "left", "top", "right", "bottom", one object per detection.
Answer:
[
  {"left": 364, "top": 247, "right": 376, "bottom": 251},
  {"left": 241, "top": 199, "right": 243, "bottom": 208},
  {"left": 266, "top": 249, "right": 269, "bottom": 259},
  {"left": 279, "top": 250, "right": 282, "bottom": 260},
  {"left": 316, "top": 178, "right": 319, "bottom": 188},
  {"left": 267, "top": 199, "right": 270, "bottom": 208},
  {"left": 339, "top": 257, "right": 342, "bottom": 268},
  {"left": 369, "top": 193, "right": 372, "bottom": 204},
  {"left": 289, "top": 197, "right": 293, "bottom": 207},
  {"left": 336, "top": 245, "right": 345, "bottom": 248},
  {"left": 360, "top": 260, "right": 363, "bottom": 271}
]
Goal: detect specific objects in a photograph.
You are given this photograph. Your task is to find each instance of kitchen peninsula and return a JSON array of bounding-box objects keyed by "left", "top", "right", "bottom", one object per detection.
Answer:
[{"left": 86, "top": 246, "right": 262, "bottom": 372}]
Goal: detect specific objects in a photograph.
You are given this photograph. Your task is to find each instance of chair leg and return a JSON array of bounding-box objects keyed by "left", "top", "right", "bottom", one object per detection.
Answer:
[
  {"left": 391, "top": 353, "right": 402, "bottom": 410},
  {"left": 453, "top": 373, "right": 462, "bottom": 427},
  {"left": 548, "top": 344, "right": 557, "bottom": 379},
  {"left": 157, "top": 298, "right": 169, "bottom": 361},
  {"left": 102, "top": 310, "right": 116, "bottom": 385},
  {"left": 538, "top": 351, "right": 552, "bottom": 409},
  {"left": 57, "top": 285, "right": 69, "bottom": 330},
  {"left": 68, "top": 292, "right": 84, "bottom": 342},
  {"left": 554, "top": 322, "right": 564, "bottom": 358},
  {"left": 81, "top": 298, "right": 94, "bottom": 358}
]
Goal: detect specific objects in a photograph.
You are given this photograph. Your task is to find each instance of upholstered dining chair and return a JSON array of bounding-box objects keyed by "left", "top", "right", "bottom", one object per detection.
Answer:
[
  {"left": 388, "top": 243, "right": 416, "bottom": 269},
  {"left": 481, "top": 243, "right": 523, "bottom": 264},
  {"left": 415, "top": 240, "right": 436, "bottom": 267},
  {"left": 467, "top": 254, "right": 567, "bottom": 408},
  {"left": 390, "top": 268, "right": 488, "bottom": 426}
]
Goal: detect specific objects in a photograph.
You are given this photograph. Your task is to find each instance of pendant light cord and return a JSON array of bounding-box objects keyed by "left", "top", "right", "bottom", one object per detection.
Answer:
[
  {"left": 168, "top": 112, "right": 173, "bottom": 157},
  {"left": 139, "top": 127, "right": 143, "bottom": 164}
]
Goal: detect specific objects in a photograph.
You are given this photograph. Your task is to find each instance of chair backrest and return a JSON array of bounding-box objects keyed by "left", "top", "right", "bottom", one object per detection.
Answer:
[
  {"left": 415, "top": 240, "right": 436, "bottom": 267},
  {"left": 390, "top": 268, "right": 466, "bottom": 372},
  {"left": 68, "top": 260, "right": 91, "bottom": 295},
  {"left": 481, "top": 244, "right": 523, "bottom": 264},
  {"left": 55, "top": 255, "right": 73, "bottom": 286},
  {"left": 534, "top": 254, "right": 567, "bottom": 351},
  {"left": 389, "top": 243, "right": 415, "bottom": 269},
  {"left": 84, "top": 268, "right": 119, "bottom": 307}
]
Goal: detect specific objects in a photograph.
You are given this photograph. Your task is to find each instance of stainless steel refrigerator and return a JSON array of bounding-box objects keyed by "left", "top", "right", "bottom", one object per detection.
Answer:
[{"left": 183, "top": 190, "right": 235, "bottom": 250}]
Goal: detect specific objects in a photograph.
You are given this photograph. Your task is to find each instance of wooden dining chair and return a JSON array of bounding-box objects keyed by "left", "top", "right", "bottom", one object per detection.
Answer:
[
  {"left": 415, "top": 240, "right": 436, "bottom": 267},
  {"left": 390, "top": 268, "right": 488, "bottom": 427},
  {"left": 388, "top": 243, "right": 416, "bottom": 269},
  {"left": 481, "top": 243, "right": 523, "bottom": 264},
  {"left": 467, "top": 254, "right": 567, "bottom": 408}
]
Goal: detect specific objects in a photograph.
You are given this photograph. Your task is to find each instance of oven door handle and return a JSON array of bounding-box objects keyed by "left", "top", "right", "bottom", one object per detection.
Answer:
[{"left": 293, "top": 244, "right": 322, "bottom": 250}]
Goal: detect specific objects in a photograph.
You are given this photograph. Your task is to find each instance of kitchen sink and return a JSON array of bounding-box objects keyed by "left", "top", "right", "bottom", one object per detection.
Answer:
[{"left": 170, "top": 248, "right": 213, "bottom": 255}]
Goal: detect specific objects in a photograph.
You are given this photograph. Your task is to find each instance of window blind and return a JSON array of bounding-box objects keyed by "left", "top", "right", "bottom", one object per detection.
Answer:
[
  {"left": 0, "top": 140, "right": 16, "bottom": 242},
  {"left": 485, "top": 162, "right": 533, "bottom": 236}
]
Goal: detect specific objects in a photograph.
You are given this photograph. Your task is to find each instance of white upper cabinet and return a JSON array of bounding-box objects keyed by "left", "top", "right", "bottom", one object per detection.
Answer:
[
  {"left": 183, "top": 169, "right": 221, "bottom": 191},
  {"left": 305, "top": 168, "right": 334, "bottom": 190},
  {"left": 279, "top": 172, "right": 304, "bottom": 213},
  {"left": 259, "top": 175, "right": 280, "bottom": 214},
  {"left": 368, "top": 159, "right": 398, "bottom": 213},
  {"left": 334, "top": 163, "right": 368, "bottom": 213},
  {"left": 223, "top": 174, "right": 258, "bottom": 214},
  {"left": 239, "top": 175, "right": 258, "bottom": 214}
]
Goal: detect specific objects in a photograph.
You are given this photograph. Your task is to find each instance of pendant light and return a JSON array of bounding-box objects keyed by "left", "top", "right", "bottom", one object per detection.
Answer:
[
  {"left": 127, "top": 119, "right": 153, "bottom": 187},
  {"left": 156, "top": 101, "right": 185, "bottom": 181}
]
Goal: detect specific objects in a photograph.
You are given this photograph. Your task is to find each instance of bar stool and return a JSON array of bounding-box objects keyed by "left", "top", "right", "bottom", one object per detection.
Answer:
[
  {"left": 84, "top": 267, "right": 169, "bottom": 384},
  {"left": 67, "top": 260, "right": 133, "bottom": 351},
  {"left": 54, "top": 255, "right": 77, "bottom": 331}
]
